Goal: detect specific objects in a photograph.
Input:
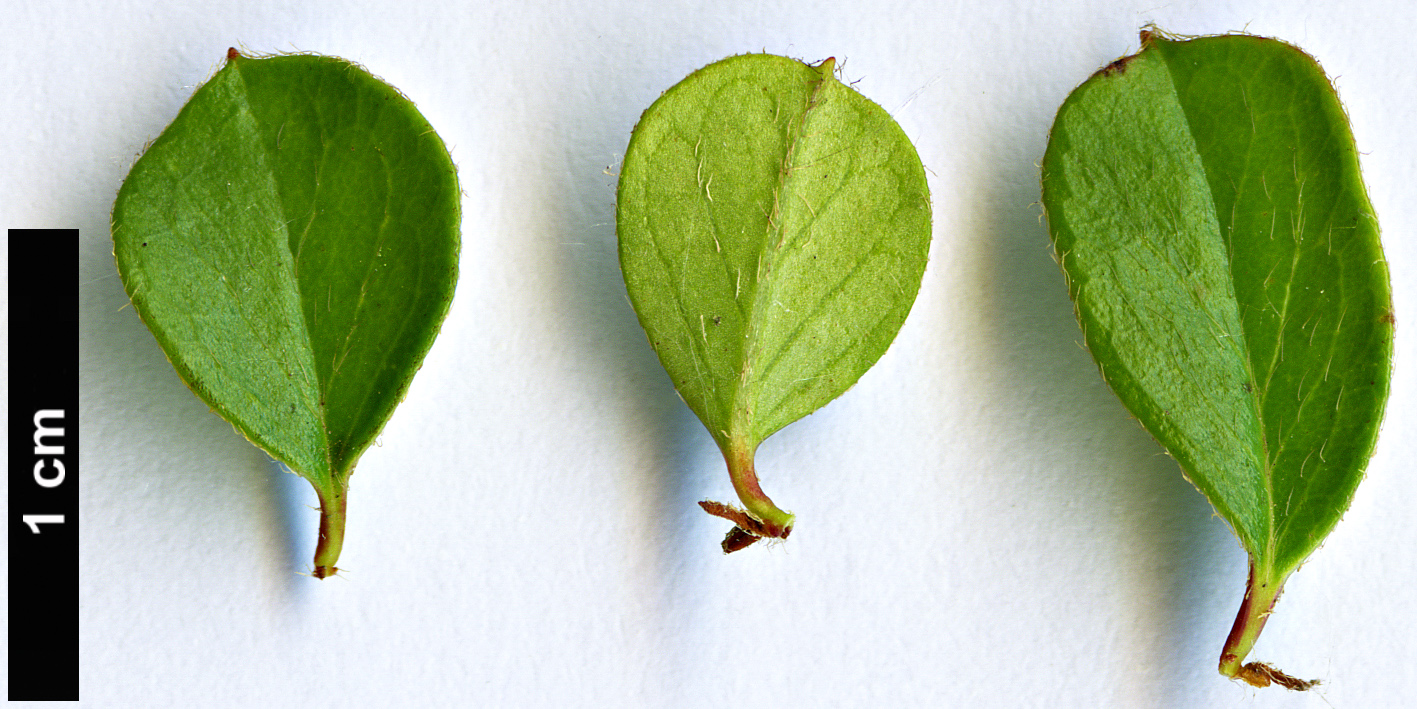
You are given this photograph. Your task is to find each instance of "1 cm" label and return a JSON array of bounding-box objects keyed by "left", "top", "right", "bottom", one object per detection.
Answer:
[{"left": 24, "top": 409, "right": 67, "bottom": 533}]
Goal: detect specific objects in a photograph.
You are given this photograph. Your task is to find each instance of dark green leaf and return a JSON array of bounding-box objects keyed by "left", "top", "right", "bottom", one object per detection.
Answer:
[
  {"left": 618, "top": 54, "right": 931, "bottom": 550},
  {"left": 1042, "top": 29, "right": 1393, "bottom": 686},
  {"left": 112, "top": 50, "right": 460, "bottom": 578}
]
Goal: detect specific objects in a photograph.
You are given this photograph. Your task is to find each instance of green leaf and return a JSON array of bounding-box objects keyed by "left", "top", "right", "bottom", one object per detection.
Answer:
[
  {"left": 1041, "top": 29, "right": 1393, "bottom": 687},
  {"left": 617, "top": 54, "right": 931, "bottom": 551},
  {"left": 111, "top": 50, "right": 460, "bottom": 578}
]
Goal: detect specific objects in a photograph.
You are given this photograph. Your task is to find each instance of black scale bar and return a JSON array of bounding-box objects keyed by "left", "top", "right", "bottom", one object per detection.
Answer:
[{"left": 8, "top": 229, "right": 80, "bottom": 700}]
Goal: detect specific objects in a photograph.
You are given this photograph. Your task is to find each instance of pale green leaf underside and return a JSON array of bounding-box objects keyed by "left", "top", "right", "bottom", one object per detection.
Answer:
[
  {"left": 618, "top": 54, "right": 931, "bottom": 451},
  {"left": 112, "top": 53, "right": 459, "bottom": 493},
  {"left": 1042, "top": 34, "right": 1393, "bottom": 575}
]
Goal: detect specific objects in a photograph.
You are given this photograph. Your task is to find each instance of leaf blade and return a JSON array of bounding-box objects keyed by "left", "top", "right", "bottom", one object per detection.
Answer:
[
  {"left": 1041, "top": 30, "right": 1393, "bottom": 681},
  {"left": 112, "top": 51, "right": 459, "bottom": 575},
  {"left": 618, "top": 54, "right": 930, "bottom": 544}
]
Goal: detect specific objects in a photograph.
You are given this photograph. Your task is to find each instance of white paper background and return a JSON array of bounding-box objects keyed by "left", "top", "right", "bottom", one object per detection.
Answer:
[{"left": 3, "top": 0, "right": 1414, "bottom": 706}]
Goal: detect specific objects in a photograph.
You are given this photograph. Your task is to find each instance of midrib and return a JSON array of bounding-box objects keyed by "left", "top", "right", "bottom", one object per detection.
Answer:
[
  {"left": 730, "top": 66, "right": 831, "bottom": 445},
  {"left": 1156, "top": 45, "right": 1278, "bottom": 556},
  {"left": 229, "top": 60, "right": 337, "bottom": 483}
]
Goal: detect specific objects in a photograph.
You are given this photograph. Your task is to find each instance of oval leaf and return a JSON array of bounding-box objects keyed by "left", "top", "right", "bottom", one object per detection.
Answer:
[
  {"left": 112, "top": 50, "right": 460, "bottom": 578},
  {"left": 618, "top": 54, "right": 931, "bottom": 550},
  {"left": 1041, "top": 30, "right": 1393, "bottom": 686}
]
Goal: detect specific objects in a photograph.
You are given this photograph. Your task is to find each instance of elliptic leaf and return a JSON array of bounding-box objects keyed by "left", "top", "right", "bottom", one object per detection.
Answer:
[
  {"left": 618, "top": 54, "right": 931, "bottom": 551},
  {"left": 112, "top": 50, "right": 460, "bottom": 578},
  {"left": 1041, "top": 30, "right": 1393, "bottom": 687}
]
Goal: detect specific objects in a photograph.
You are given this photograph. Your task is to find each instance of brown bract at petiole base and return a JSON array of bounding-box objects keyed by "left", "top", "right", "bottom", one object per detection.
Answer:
[
  {"left": 1228, "top": 661, "right": 1319, "bottom": 691},
  {"left": 698, "top": 500, "right": 792, "bottom": 554}
]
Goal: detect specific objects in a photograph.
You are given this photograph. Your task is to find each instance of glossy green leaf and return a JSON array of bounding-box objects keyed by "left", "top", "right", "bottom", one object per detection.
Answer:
[
  {"left": 1041, "top": 30, "right": 1393, "bottom": 687},
  {"left": 112, "top": 50, "right": 460, "bottom": 578},
  {"left": 618, "top": 54, "right": 931, "bottom": 551}
]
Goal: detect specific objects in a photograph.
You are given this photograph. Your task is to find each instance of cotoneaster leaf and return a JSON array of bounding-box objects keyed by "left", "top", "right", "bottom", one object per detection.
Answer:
[
  {"left": 1041, "top": 29, "right": 1393, "bottom": 688},
  {"left": 112, "top": 50, "right": 460, "bottom": 578},
  {"left": 618, "top": 54, "right": 931, "bottom": 551}
]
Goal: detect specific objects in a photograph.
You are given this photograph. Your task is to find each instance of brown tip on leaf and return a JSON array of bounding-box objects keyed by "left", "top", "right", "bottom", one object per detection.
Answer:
[
  {"left": 227, "top": 47, "right": 242, "bottom": 61},
  {"left": 1235, "top": 662, "right": 1319, "bottom": 691},
  {"left": 721, "top": 526, "right": 761, "bottom": 554},
  {"left": 1140, "top": 28, "right": 1157, "bottom": 47},
  {"left": 1097, "top": 53, "right": 1141, "bottom": 78}
]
